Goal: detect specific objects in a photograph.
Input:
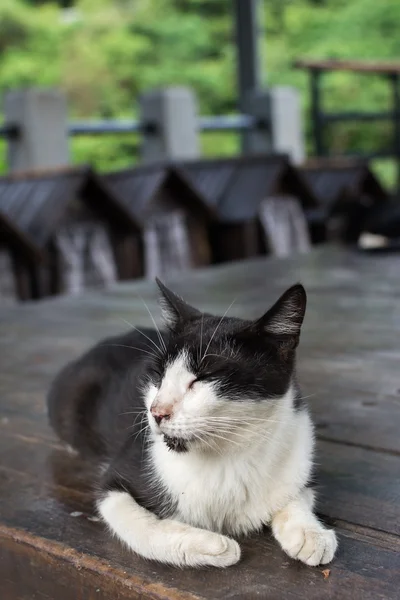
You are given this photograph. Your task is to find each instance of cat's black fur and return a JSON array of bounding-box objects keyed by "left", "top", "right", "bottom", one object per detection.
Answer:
[{"left": 47, "top": 280, "right": 306, "bottom": 515}]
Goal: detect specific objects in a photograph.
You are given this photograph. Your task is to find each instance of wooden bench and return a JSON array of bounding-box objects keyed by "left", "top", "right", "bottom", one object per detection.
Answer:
[{"left": 0, "top": 246, "right": 399, "bottom": 599}]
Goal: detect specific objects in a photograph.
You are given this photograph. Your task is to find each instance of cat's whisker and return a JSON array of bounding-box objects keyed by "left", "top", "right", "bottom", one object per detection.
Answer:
[
  {"left": 130, "top": 422, "right": 150, "bottom": 443},
  {"left": 135, "top": 411, "right": 149, "bottom": 428},
  {"left": 211, "top": 421, "right": 281, "bottom": 431},
  {"left": 200, "top": 299, "right": 236, "bottom": 364},
  {"left": 296, "top": 393, "right": 317, "bottom": 401},
  {"left": 129, "top": 415, "right": 149, "bottom": 432},
  {"left": 191, "top": 430, "right": 218, "bottom": 455},
  {"left": 194, "top": 426, "right": 243, "bottom": 448},
  {"left": 201, "top": 352, "right": 233, "bottom": 361},
  {"left": 207, "top": 436, "right": 224, "bottom": 457},
  {"left": 141, "top": 425, "right": 153, "bottom": 450},
  {"left": 123, "top": 410, "right": 148, "bottom": 431},
  {"left": 198, "top": 313, "right": 204, "bottom": 364},
  {"left": 214, "top": 427, "right": 276, "bottom": 444},
  {"left": 189, "top": 422, "right": 281, "bottom": 437},
  {"left": 103, "top": 343, "right": 158, "bottom": 359},
  {"left": 138, "top": 297, "right": 167, "bottom": 353},
  {"left": 188, "top": 416, "right": 282, "bottom": 425},
  {"left": 195, "top": 430, "right": 224, "bottom": 456},
  {"left": 194, "top": 425, "right": 281, "bottom": 440},
  {"left": 205, "top": 430, "right": 242, "bottom": 448},
  {"left": 119, "top": 317, "right": 164, "bottom": 356},
  {"left": 127, "top": 408, "right": 149, "bottom": 435},
  {"left": 191, "top": 415, "right": 280, "bottom": 422},
  {"left": 193, "top": 419, "right": 280, "bottom": 446}
]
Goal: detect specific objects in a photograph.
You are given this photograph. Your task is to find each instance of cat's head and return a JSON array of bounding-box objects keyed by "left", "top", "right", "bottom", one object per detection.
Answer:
[{"left": 144, "top": 279, "right": 307, "bottom": 453}]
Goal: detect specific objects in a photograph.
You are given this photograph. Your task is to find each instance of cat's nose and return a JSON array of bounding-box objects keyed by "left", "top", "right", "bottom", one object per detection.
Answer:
[{"left": 151, "top": 408, "right": 171, "bottom": 426}]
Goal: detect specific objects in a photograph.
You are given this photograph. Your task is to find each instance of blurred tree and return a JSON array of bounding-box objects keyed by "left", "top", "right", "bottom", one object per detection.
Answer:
[{"left": 0, "top": 0, "right": 399, "bottom": 187}]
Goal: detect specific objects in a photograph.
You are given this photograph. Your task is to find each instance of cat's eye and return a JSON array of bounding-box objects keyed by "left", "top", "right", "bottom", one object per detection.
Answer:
[
  {"left": 149, "top": 367, "right": 163, "bottom": 384},
  {"left": 187, "top": 378, "right": 198, "bottom": 391},
  {"left": 196, "top": 371, "right": 214, "bottom": 382}
]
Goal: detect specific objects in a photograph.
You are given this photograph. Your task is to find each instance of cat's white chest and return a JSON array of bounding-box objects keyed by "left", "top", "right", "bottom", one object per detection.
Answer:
[
  {"left": 151, "top": 440, "right": 270, "bottom": 535},
  {"left": 150, "top": 410, "right": 314, "bottom": 536}
]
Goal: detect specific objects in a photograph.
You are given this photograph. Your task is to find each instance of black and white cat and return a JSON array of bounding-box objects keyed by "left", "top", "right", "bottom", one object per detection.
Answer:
[{"left": 48, "top": 280, "right": 337, "bottom": 568}]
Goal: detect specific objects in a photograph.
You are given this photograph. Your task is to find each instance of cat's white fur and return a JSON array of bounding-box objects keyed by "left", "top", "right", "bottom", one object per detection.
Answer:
[{"left": 98, "top": 353, "right": 337, "bottom": 567}]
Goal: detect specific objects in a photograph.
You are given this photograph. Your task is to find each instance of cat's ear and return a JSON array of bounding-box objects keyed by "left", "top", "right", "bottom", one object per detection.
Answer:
[
  {"left": 156, "top": 278, "right": 201, "bottom": 327},
  {"left": 255, "top": 284, "right": 307, "bottom": 348}
]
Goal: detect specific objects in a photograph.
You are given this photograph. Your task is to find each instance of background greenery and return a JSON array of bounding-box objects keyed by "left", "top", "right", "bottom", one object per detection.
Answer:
[{"left": 1, "top": 0, "right": 399, "bottom": 187}]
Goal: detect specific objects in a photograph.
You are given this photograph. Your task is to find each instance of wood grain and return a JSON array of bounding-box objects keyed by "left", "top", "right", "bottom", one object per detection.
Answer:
[{"left": 0, "top": 246, "right": 399, "bottom": 599}]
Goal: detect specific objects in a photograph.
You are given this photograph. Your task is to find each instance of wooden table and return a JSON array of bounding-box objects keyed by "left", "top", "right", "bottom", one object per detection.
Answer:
[{"left": 0, "top": 247, "right": 399, "bottom": 600}]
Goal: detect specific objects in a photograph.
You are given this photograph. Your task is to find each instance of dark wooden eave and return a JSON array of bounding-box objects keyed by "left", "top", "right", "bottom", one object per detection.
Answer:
[
  {"left": 300, "top": 158, "right": 389, "bottom": 213},
  {"left": 102, "top": 164, "right": 215, "bottom": 226},
  {"left": 181, "top": 154, "right": 318, "bottom": 223},
  {"left": 0, "top": 166, "right": 141, "bottom": 264}
]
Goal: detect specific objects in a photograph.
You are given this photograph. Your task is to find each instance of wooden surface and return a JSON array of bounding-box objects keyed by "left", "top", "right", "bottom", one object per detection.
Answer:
[
  {"left": 0, "top": 246, "right": 399, "bottom": 599},
  {"left": 294, "top": 58, "right": 400, "bottom": 75}
]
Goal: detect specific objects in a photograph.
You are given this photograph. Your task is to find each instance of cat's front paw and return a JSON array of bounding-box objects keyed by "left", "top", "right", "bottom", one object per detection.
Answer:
[
  {"left": 180, "top": 530, "right": 241, "bottom": 568},
  {"left": 275, "top": 524, "right": 337, "bottom": 566}
]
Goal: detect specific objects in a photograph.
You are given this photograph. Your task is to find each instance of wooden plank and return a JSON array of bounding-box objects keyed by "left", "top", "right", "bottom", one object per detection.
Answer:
[
  {"left": 0, "top": 429, "right": 399, "bottom": 546},
  {"left": 300, "top": 353, "right": 400, "bottom": 398},
  {"left": 309, "top": 386, "right": 400, "bottom": 454},
  {"left": 0, "top": 509, "right": 399, "bottom": 600},
  {"left": 316, "top": 441, "right": 400, "bottom": 535},
  {"left": 0, "top": 527, "right": 202, "bottom": 600},
  {"left": 294, "top": 58, "right": 400, "bottom": 75},
  {"left": 0, "top": 447, "right": 399, "bottom": 600}
]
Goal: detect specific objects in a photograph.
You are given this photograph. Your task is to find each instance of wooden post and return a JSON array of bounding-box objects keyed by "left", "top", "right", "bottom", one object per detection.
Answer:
[
  {"left": 9, "top": 253, "right": 47, "bottom": 301},
  {"left": 390, "top": 73, "right": 400, "bottom": 192},
  {"left": 268, "top": 87, "right": 305, "bottom": 164},
  {"left": 4, "top": 88, "right": 69, "bottom": 173},
  {"left": 9, "top": 252, "right": 31, "bottom": 302},
  {"left": 243, "top": 88, "right": 305, "bottom": 163},
  {"left": 310, "top": 70, "right": 325, "bottom": 157},
  {"left": 139, "top": 87, "right": 200, "bottom": 162},
  {"left": 241, "top": 90, "right": 272, "bottom": 155},
  {"left": 233, "top": 0, "right": 263, "bottom": 152}
]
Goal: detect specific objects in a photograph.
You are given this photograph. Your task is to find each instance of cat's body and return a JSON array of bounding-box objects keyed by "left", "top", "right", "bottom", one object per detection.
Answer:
[{"left": 48, "top": 281, "right": 337, "bottom": 568}]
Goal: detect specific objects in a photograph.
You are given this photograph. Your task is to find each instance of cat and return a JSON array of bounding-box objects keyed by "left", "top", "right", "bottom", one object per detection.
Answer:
[{"left": 47, "top": 279, "right": 337, "bottom": 568}]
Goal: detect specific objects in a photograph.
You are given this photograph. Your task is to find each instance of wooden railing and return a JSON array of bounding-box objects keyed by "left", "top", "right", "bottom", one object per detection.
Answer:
[{"left": 294, "top": 59, "right": 400, "bottom": 190}]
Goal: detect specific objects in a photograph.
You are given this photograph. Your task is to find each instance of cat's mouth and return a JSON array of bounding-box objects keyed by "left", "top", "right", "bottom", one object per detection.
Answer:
[{"left": 163, "top": 434, "right": 190, "bottom": 453}]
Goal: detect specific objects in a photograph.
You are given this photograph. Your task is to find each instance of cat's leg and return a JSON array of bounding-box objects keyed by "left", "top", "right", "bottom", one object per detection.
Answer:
[
  {"left": 98, "top": 490, "right": 240, "bottom": 568},
  {"left": 271, "top": 487, "right": 337, "bottom": 566}
]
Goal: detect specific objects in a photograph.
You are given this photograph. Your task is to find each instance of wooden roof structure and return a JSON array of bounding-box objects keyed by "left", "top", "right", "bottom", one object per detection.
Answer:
[
  {"left": 180, "top": 154, "right": 318, "bottom": 223},
  {"left": 102, "top": 164, "right": 216, "bottom": 226},
  {"left": 300, "top": 158, "right": 389, "bottom": 215},
  {"left": 0, "top": 166, "right": 140, "bottom": 263}
]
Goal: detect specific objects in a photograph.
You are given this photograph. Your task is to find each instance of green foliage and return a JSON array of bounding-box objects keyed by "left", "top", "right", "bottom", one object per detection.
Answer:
[{"left": 1, "top": 0, "right": 399, "bottom": 187}]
